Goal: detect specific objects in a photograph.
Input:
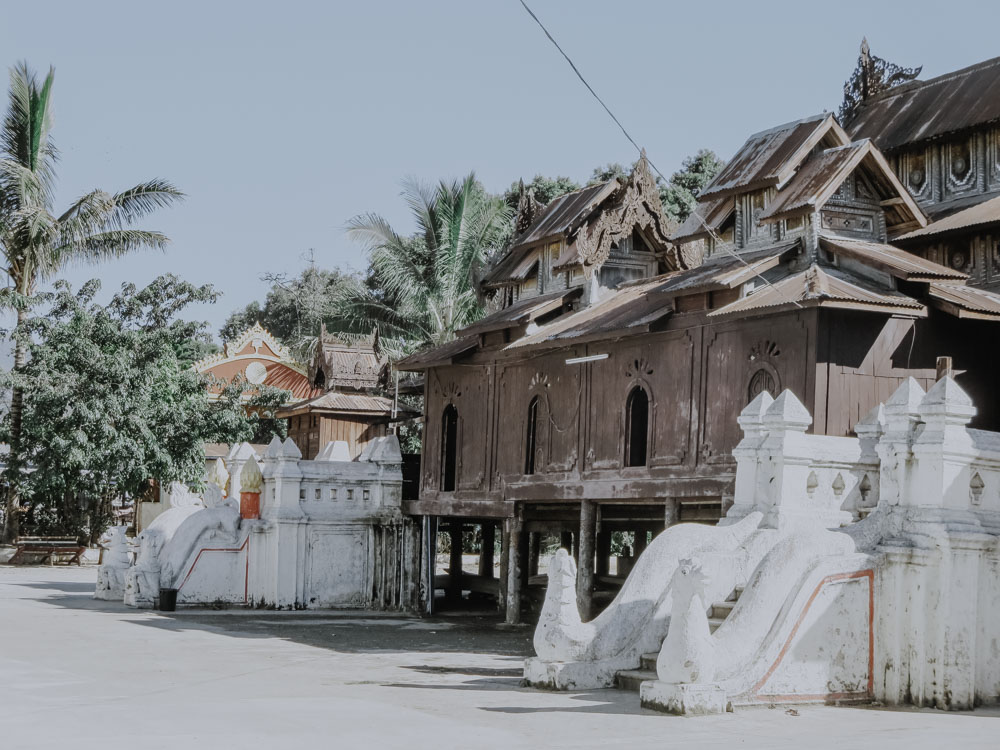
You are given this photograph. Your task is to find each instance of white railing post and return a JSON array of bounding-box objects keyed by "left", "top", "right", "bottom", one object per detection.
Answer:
[{"left": 722, "top": 391, "right": 773, "bottom": 525}]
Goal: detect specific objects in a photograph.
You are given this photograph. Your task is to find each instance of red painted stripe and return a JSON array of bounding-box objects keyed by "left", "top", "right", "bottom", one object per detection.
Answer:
[{"left": 751, "top": 569, "right": 874, "bottom": 701}]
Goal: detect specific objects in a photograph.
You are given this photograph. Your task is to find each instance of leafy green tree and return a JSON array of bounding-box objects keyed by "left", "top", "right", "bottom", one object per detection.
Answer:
[
  {"left": 502, "top": 173, "right": 581, "bottom": 209},
  {"left": 338, "top": 173, "right": 511, "bottom": 352},
  {"left": 0, "top": 62, "right": 183, "bottom": 542},
  {"left": 8, "top": 275, "right": 287, "bottom": 542},
  {"left": 220, "top": 260, "right": 349, "bottom": 352},
  {"left": 660, "top": 149, "right": 725, "bottom": 224},
  {"left": 588, "top": 162, "right": 629, "bottom": 184}
]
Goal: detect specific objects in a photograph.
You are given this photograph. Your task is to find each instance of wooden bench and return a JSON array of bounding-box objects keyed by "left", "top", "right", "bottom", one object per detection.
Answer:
[{"left": 8, "top": 537, "right": 86, "bottom": 566}]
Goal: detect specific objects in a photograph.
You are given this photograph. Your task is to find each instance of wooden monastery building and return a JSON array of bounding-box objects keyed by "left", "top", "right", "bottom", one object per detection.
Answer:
[
  {"left": 396, "top": 46, "right": 1000, "bottom": 623},
  {"left": 277, "top": 327, "right": 415, "bottom": 460}
]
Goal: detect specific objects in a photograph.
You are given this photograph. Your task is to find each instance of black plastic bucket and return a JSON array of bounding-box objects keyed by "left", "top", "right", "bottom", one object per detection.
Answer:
[{"left": 158, "top": 588, "right": 178, "bottom": 612}]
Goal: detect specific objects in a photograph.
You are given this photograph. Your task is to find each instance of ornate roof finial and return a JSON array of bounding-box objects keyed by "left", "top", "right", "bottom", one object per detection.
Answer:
[
  {"left": 514, "top": 179, "right": 545, "bottom": 236},
  {"left": 839, "top": 38, "right": 921, "bottom": 125}
]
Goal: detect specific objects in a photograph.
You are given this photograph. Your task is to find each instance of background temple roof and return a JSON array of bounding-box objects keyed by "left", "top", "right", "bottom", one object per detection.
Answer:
[{"left": 847, "top": 56, "right": 1000, "bottom": 151}]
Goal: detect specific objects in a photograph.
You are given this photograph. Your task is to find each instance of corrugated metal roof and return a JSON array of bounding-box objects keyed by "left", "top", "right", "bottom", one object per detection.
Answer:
[
  {"left": 847, "top": 56, "right": 1000, "bottom": 151},
  {"left": 928, "top": 283, "right": 1000, "bottom": 319},
  {"left": 671, "top": 193, "right": 735, "bottom": 242},
  {"left": 483, "top": 181, "right": 618, "bottom": 287},
  {"left": 395, "top": 335, "right": 479, "bottom": 371},
  {"left": 760, "top": 144, "right": 867, "bottom": 219},
  {"left": 648, "top": 243, "right": 799, "bottom": 296},
  {"left": 277, "top": 392, "right": 410, "bottom": 417},
  {"left": 457, "top": 288, "right": 581, "bottom": 337},
  {"left": 819, "top": 235, "right": 966, "bottom": 281},
  {"left": 895, "top": 193, "right": 1000, "bottom": 240},
  {"left": 264, "top": 362, "right": 324, "bottom": 400},
  {"left": 483, "top": 245, "right": 540, "bottom": 288},
  {"left": 708, "top": 265, "right": 926, "bottom": 317},
  {"left": 511, "top": 180, "right": 619, "bottom": 249},
  {"left": 700, "top": 114, "right": 848, "bottom": 199},
  {"left": 505, "top": 279, "right": 672, "bottom": 350}
]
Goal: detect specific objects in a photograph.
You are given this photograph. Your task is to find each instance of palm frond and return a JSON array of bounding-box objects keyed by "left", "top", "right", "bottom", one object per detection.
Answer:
[{"left": 48, "top": 229, "right": 169, "bottom": 275}]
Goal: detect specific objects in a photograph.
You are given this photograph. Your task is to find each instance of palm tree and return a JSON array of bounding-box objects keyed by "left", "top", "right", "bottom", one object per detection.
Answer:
[
  {"left": 0, "top": 62, "right": 183, "bottom": 542},
  {"left": 339, "top": 173, "right": 511, "bottom": 354}
]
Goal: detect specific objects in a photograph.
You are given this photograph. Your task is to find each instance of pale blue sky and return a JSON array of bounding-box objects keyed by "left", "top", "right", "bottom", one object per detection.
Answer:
[{"left": 1, "top": 0, "right": 998, "bottom": 340}]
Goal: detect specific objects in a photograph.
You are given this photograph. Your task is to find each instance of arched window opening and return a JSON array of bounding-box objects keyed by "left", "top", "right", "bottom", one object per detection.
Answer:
[
  {"left": 441, "top": 404, "right": 459, "bottom": 492},
  {"left": 525, "top": 396, "right": 539, "bottom": 475},
  {"left": 747, "top": 368, "right": 776, "bottom": 404},
  {"left": 624, "top": 386, "right": 649, "bottom": 468},
  {"left": 313, "top": 368, "right": 326, "bottom": 390}
]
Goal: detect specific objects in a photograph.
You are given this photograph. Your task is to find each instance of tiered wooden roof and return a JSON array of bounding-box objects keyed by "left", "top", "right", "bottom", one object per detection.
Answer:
[{"left": 846, "top": 56, "right": 1000, "bottom": 151}]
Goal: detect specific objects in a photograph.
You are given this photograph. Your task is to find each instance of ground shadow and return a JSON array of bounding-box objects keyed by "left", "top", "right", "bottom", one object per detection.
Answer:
[{"left": 15, "top": 575, "right": 535, "bottom": 658}]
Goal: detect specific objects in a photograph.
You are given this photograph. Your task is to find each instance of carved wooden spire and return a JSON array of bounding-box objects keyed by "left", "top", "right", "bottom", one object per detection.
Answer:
[
  {"left": 839, "top": 38, "right": 921, "bottom": 124},
  {"left": 513, "top": 179, "right": 545, "bottom": 236},
  {"left": 573, "top": 149, "right": 700, "bottom": 276}
]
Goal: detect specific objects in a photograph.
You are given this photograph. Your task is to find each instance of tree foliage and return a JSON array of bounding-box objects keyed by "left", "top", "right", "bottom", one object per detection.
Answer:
[
  {"left": 0, "top": 61, "right": 183, "bottom": 541},
  {"left": 220, "top": 261, "right": 349, "bottom": 353},
  {"left": 660, "top": 149, "right": 725, "bottom": 224},
  {"left": 337, "top": 173, "right": 512, "bottom": 353},
  {"left": 5, "top": 275, "right": 286, "bottom": 541},
  {"left": 502, "top": 173, "right": 581, "bottom": 209}
]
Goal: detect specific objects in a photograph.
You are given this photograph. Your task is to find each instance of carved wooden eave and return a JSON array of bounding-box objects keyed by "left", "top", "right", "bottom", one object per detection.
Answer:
[
  {"left": 192, "top": 321, "right": 307, "bottom": 376},
  {"left": 570, "top": 151, "right": 701, "bottom": 277}
]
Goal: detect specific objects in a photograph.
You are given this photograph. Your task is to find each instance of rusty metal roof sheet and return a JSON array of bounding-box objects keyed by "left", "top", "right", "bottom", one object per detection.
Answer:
[
  {"left": 928, "top": 283, "right": 1000, "bottom": 320},
  {"left": 700, "top": 114, "right": 849, "bottom": 200},
  {"left": 395, "top": 335, "right": 479, "bottom": 371},
  {"left": 457, "top": 288, "right": 582, "bottom": 336},
  {"left": 482, "top": 246, "right": 540, "bottom": 289},
  {"left": 671, "top": 193, "right": 735, "bottom": 243},
  {"left": 760, "top": 143, "right": 867, "bottom": 219},
  {"left": 708, "top": 265, "right": 926, "bottom": 318},
  {"left": 847, "top": 56, "right": 1000, "bottom": 151},
  {"left": 276, "top": 391, "right": 412, "bottom": 418},
  {"left": 819, "top": 235, "right": 966, "bottom": 281},
  {"left": 895, "top": 192, "right": 1000, "bottom": 241},
  {"left": 647, "top": 242, "right": 800, "bottom": 296},
  {"left": 483, "top": 181, "right": 618, "bottom": 287},
  {"left": 505, "top": 278, "right": 672, "bottom": 350},
  {"left": 512, "top": 180, "right": 618, "bottom": 249}
]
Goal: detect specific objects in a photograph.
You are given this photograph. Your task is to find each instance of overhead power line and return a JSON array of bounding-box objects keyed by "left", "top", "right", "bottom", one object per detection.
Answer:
[{"left": 516, "top": 0, "right": 801, "bottom": 308}]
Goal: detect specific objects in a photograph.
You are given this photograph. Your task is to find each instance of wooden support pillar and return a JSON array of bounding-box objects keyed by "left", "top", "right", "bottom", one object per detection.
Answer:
[
  {"left": 596, "top": 529, "right": 611, "bottom": 577},
  {"left": 633, "top": 527, "right": 649, "bottom": 558},
  {"left": 664, "top": 497, "right": 679, "bottom": 528},
  {"left": 576, "top": 500, "right": 596, "bottom": 622},
  {"left": 505, "top": 520, "right": 523, "bottom": 625},
  {"left": 498, "top": 525, "right": 510, "bottom": 616},
  {"left": 936, "top": 355, "right": 953, "bottom": 381},
  {"left": 528, "top": 531, "right": 541, "bottom": 577},
  {"left": 447, "top": 523, "right": 463, "bottom": 602},
  {"left": 478, "top": 522, "right": 495, "bottom": 578}
]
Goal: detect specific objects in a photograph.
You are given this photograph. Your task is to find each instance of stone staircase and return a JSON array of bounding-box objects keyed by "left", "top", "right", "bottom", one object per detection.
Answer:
[{"left": 614, "top": 586, "right": 743, "bottom": 692}]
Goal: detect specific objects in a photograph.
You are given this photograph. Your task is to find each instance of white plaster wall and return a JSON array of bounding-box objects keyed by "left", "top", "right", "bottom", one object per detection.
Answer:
[{"left": 303, "top": 525, "right": 371, "bottom": 607}]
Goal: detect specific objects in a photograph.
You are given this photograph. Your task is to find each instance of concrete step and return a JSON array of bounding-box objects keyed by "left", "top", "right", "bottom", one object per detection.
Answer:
[
  {"left": 640, "top": 652, "right": 658, "bottom": 671},
  {"left": 709, "top": 600, "right": 736, "bottom": 619},
  {"left": 615, "top": 668, "right": 657, "bottom": 692},
  {"left": 708, "top": 617, "right": 726, "bottom": 633}
]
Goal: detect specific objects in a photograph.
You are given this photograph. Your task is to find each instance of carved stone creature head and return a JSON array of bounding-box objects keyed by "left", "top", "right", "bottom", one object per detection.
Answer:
[
  {"left": 167, "top": 482, "right": 204, "bottom": 509},
  {"left": 671, "top": 557, "right": 711, "bottom": 607}
]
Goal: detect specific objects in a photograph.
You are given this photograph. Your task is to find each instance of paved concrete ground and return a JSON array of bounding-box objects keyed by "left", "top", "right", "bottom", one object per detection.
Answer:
[{"left": 1, "top": 566, "right": 997, "bottom": 749}]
